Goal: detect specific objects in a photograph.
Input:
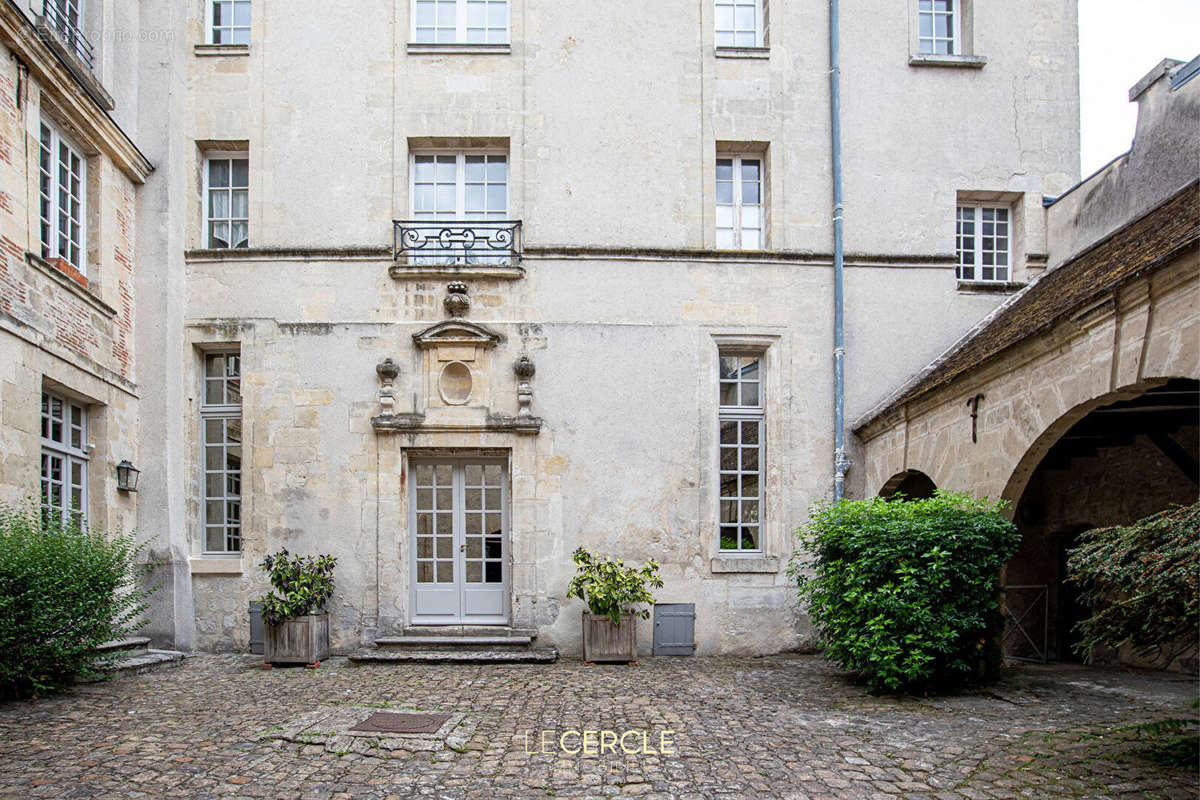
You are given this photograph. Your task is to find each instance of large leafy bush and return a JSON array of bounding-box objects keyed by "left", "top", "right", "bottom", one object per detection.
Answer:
[
  {"left": 1066, "top": 501, "right": 1199, "bottom": 663},
  {"left": 790, "top": 492, "right": 1020, "bottom": 692},
  {"left": 259, "top": 549, "right": 337, "bottom": 625},
  {"left": 0, "top": 503, "right": 152, "bottom": 698},
  {"left": 567, "top": 547, "right": 663, "bottom": 624}
]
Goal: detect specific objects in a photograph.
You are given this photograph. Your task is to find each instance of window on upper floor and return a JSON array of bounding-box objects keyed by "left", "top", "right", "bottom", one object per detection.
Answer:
[
  {"left": 716, "top": 154, "right": 764, "bottom": 250},
  {"left": 41, "top": 390, "right": 89, "bottom": 527},
  {"left": 202, "top": 352, "right": 242, "bottom": 554},
  {"left": 412, "top": 0, "right": 509, "bottom": 44},
  {"left": 42, "top": 0, "right": 95, "bottom": 70},
  {"left": 204, "top": 155, "right": 249, "bottom": 249},
  {"left": 38, "top": 120, "right": 86, "bottom": 275},
  {"left": 715, "top": 0, "right": 765, "bottom": 48},
  {"left": 208, "top": 0, "right": 251, "bottom": 45},
  {"left": 956, "top": 204, "right": 1010, "bottom": 282},
  {"left": 918, "top": 0, "right": 957, "bottom": 54},
  {"left": 718, "top": 353, "right": 763, "bottom": 553}
]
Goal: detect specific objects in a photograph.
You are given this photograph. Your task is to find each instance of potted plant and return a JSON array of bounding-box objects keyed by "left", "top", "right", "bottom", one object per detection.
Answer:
[
  {"left": 567, "top": 546, "right": 663, "bottom": 663},
  {"left": 260, "top": 549, "right": 337, "bottom": 667}
]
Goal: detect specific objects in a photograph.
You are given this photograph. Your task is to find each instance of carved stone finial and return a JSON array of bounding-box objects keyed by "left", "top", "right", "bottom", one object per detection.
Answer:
[
  {"left": 515, "top": 355, "right": 535, "bottom": 418},
  {"left": 444, "top": 282, "right": 471, "bottom": 317},
  {"left": 376, "top": 357, "right": 400, "bottom": 382},
  {"left": 376, "top": 357, "right": 399, "bottom": 412},
  {"left": 514, "top": 354, "right": 536, "bottom": 380}
]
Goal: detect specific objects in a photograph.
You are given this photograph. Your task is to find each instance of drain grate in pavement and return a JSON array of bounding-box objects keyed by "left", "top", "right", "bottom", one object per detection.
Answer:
[{"left": 350, "top": 711, "right": 452, "bottom": 734}]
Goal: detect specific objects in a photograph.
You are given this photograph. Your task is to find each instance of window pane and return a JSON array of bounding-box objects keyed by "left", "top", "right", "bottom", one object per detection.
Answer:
[
  {"left": 435, "top": 156, "right": 457, "bottom": 183},
  {"left": 210, "top": 190, "right": 229, "bottom": 219},
  {"left": 486, "top": 184, "right": 506, "bottom": 213},
  {"left": 740, "top": 527, "right": 758, "bottom": 550},
  {"left": 720, "top": 382, "right": 737, "bottom": 405},
  {"left": 716, "top": 180, "right": 733, "bottom": 204},
  {"left": 231, "top": 190, "right": 248, "bottom": 218},
  {"left": 741, "top": 421, "right": 759, "bottom": 444},
  {"left": 486, "top": 158, "right": 507, "bottom": 182},
  {"left": 720, "top": 420, "right": 737, "bottom": 444},
  {"left": 209, "top": 159, "right": 230, "bottom": 188},
  {"left": 233, "top": 1, "right": 250, "bottom": 26},
  {"left": 741, "top": 381, "right": 760, "bottom": 407},
  {"left": 465, "top": 155, "right": 486, "bottom": 182},
  {"left": 720, "top": 526, "right": 738, "bottom": 551},
  {"left": 715, "top": 159, "right": 733, "bottom": 180}
]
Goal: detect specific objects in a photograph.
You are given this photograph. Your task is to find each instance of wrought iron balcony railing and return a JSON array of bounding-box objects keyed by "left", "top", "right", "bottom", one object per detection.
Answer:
[
  {"left": 393, "top": 220, "right": 522, "bottom": 266},
  {"left": 42, "top": 0, "right": 95, "bottom": 71}
]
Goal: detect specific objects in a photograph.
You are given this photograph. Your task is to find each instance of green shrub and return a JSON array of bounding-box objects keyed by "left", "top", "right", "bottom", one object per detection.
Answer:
[
  {"left": 259, "top": 549, "right": 337, "bottom": 625},
  {"left": 566, "top": 546, "right": 663, "bottom": 625},
  {"left": 789, "top": 492, "right": 1020, "bottom": 692},
  {"left": 1066, "top": 501, "right": 1199, "bottom": 663},
  {"left": 0, "top": 503, "right": 152, "bottom": 699}
]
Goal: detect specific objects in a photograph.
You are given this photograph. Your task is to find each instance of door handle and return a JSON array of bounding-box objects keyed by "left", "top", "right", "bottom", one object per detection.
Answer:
[{"left": 459, "top": 544, "right": 466, "bottom": 552}]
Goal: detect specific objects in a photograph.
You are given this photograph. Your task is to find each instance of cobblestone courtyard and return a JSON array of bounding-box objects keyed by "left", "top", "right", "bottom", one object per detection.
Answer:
[{"left": 0, "top": 654, "right": 1195, "bottom": 799}]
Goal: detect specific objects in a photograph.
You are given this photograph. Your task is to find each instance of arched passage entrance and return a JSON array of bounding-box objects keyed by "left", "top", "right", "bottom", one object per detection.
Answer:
[
  {"left": 878, "top": 469, "right": 937, "bottom": 500},
  {"left": 1001, "top": 378, "right": 1199, "bottom": 663}
]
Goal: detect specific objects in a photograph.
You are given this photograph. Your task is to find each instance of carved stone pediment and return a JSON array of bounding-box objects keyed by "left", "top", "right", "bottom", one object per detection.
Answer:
[{"left": 412, "top": 320, "right": 503, "bottom": 350}]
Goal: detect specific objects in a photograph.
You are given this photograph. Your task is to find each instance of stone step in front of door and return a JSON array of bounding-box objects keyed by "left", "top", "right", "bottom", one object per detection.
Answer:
[
  {"left": 348, "top": 647, "right": 558, "bottom": 665},
  {"left": 96, "top": 637, "right": 152, "bottom": 658},
  {"left": 374, "top": 635, "right": 534, "bottom": 650},
  {"left": 399, "top": 626, "right": 538, "bottom": 639}
]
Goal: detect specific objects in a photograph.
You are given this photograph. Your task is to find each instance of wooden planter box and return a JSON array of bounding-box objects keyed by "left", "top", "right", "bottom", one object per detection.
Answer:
[
  {"left": 582, "top": 612, "right": 638, "bottom": 663},
  {"left": 264, "top": 614, "right": 330, "bottom": 665}
]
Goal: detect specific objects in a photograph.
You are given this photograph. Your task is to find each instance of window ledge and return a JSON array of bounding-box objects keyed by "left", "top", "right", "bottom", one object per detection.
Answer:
[
  {"left": 25, "top": 252, "right": 116, "bottom": 318},
  {"left": 711, "top": 556, "right": 779, "bottom": 574},
  {"left": 190, "top": 556, "right": 243, "bottom": 575},
  {"left": 909, "top": 54, "right": 987, "bottom": 69},
  {"left": 714, "top": 46, "right": 770, "bottom": 60},
  {"left": 956, "top": 280, "right": 1027, "bottom": 294},
  {"left": 407, "top": 42, "right": 511, "bottom": 55},
  {"left": 194, "top": 43, "right": 250, "bottom": 57}
]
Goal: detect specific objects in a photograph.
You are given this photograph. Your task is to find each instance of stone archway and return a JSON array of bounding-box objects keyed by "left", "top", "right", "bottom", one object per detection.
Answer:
[
  {"left": 878, "top": 469, "right": 937, "bottom": 500},
  {"left": 1001, "top": 378, "right": 1199, "bottom": 663}
]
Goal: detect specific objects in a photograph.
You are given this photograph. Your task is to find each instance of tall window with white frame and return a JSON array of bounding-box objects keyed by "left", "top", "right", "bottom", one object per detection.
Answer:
[
  {"left": 715, "top": 0, "right": 763, "bottom": 47},
  {"left": 716, "top": 155, "right": 763, "bottom": 250},
  {"left": 718, "top": 353, "right": 763, "bottom": 552},
  {"left": 201, "top": 352, "right": 242, "bottom": 554},
  {"left": 918, "top": 0, "right": 957, "bottom": 55},
  {"left": 38, "top": 121, "right": 85, "bottom": 274},
  {"left": 41, "top": 390, "right": 88, "bottom": 527},
  {"left": 208, "top": 0, "right": 250, "bottom": 44},
  {"left": 204, "top": 155, "right": 249, "bottom": 249},
  {"left": 410, "top": 151, "right": 508, "bottom": 263},
  {"left": 956, "top": 205, "right": 1010, "bottom": 282},
  {"left": 412, "top": 0, "right": 509, "bottom": 44}
]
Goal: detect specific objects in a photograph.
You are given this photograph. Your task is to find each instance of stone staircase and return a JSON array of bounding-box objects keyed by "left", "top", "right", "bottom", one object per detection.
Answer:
[
  {"left": 86, "top": 637, "right": 187, "bottom": 679},
  {"left": 349, "top": 626, "right": 558, "bottom": 664}
]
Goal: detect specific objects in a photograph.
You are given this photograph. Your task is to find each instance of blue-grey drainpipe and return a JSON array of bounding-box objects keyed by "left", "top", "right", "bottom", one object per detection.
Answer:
[{"left": 830, "top": 0, "right": 850, "bottom": 501}]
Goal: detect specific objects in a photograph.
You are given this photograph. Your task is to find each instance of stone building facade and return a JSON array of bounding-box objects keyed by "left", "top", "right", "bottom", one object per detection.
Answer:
[
  {"left": 0, "top": 1, "right": 150, "bottom": 542},
  {"left": 2, "top": 0, "right": 1089, "bottom": 656}
]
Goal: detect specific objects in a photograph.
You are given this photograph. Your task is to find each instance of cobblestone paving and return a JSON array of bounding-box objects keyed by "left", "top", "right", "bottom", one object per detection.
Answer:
[{"left": 0, "top": 654, "right": 1195, "bottom": 799}]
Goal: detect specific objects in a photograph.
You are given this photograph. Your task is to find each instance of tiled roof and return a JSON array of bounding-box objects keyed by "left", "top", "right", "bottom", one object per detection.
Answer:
[{"left": 854, "top": 180, "right": 1200, "bottom": 432}]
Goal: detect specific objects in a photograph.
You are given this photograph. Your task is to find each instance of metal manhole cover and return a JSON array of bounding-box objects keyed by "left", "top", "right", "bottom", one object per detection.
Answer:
[{"left": 350, "top": 712, "right": 452, "bottom": 734}]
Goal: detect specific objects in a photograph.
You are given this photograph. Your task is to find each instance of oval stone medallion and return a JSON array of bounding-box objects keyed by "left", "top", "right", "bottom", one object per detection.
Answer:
[{"left": 439, "top": 361, "right": 473, "bottom": 405}]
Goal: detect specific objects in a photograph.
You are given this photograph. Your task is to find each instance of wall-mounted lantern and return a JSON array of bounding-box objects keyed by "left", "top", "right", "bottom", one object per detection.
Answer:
[{"left": 115, "top": 460, "right": 140, "bottom": 492}]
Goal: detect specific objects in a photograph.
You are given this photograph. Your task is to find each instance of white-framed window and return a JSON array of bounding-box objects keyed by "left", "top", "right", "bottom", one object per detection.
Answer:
[
  {"left": 41, "top": 390, "right": 88, "bottom": 527},
  {"left": 203, "top": 155, "right": 249, "bottom": 249},
  {"left": 412, "top": 0, "right": 509, "bottom": 44},
  {"left": 411, "top": 152, "right": 508, "bottom": 220},
  {"left": 715, "top": 0, "right": 764, "bottom": 47},
  {"left": 718, "top": 353, "right": 763, "bottom": 552},
  {"left": 956, "top": 204, "right": 1010, "bottom": 282},
  {"left": 207, "top": 0, "right": 251, "bottom": 44},
  {"left": 918, "top": 0, "right": 957, "bottom": 55},
  {"left": 201, "top": 351, "right": 242, "bottom": 554},
  {"left": 716, "top": 155, "right": 763, "bottom": 250},
  {"left": 38, "top": 121, "right": 86, "bottom": 274}
]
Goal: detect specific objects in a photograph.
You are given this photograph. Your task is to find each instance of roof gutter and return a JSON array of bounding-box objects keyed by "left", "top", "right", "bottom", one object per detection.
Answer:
[{"left": 830, "top": 0, "right": 850, "bottom": 500}]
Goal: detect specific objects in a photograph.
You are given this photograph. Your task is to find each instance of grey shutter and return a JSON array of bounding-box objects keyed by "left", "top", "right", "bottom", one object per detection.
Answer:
[
  {"left": 249, "top": 600, "right": 264, "bottom": 655},
  {"left": 652, "top": 603, "right": 695, "bottom": 655}
]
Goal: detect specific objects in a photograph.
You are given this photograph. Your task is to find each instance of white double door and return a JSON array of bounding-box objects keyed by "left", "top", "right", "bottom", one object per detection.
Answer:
[{"left": 409, "top": 458, "right": 509, "bottom": 624}]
